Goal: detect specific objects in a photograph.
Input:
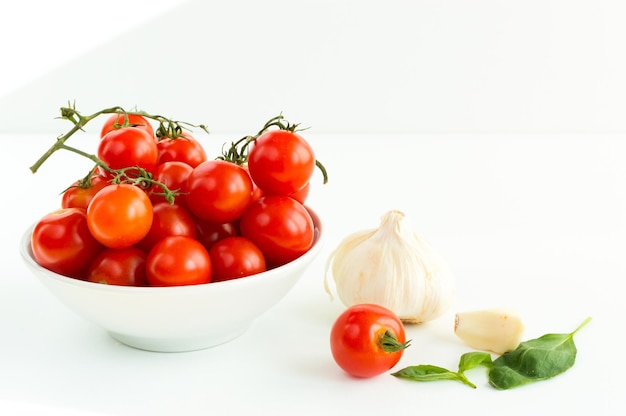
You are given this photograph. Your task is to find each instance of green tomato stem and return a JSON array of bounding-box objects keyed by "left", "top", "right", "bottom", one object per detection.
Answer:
[{"left": 380, "top": 330, "right": 411, "bottom": 353}]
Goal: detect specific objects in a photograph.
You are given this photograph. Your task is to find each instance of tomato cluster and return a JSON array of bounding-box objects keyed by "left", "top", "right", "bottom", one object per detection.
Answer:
[{"left": 31, "top": 112, "right": 322, "bottom": 287}]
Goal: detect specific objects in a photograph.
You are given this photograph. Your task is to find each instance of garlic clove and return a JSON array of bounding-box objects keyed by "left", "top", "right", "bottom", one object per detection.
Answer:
[{"left": 454, "top": 308, "right": 524, "bottom": 354}]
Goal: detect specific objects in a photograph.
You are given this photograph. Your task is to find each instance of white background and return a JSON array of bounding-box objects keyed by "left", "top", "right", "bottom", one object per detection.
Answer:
[
  {"left": 1, "top": 0, "right": 625, "bottom": 134},
  {"left": 1, "top": 1, "right": 624, "bottom": 415}
]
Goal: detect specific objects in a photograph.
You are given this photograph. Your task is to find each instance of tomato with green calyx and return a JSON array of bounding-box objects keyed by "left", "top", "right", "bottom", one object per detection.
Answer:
[
  {"left": 100, "top": 113, "right": 155, "bottom": 139},
  {"left": 87, "top": 184, "right": 153, "bottom": 249},
  {"left": 157, "top": 133, "right": 207, "bottom": 168},
  {"left": 239, "top": 195, "right": 314, "bottom": 267},
  {"left": 98, "top": 127, "right": 159, "bottom": 178},
  {"left": 87, "top": 246, "right": 148, "bottom": 286},
  {"left": 149, "top": 160, "right": 193, "bottom": 207},
  {"left": 247, "top": 130, "right": 315, "bottom": 196},
  {"left": 186, "top": 160, "right": 253, "bottom": 224},
  {"left": 31, "top": 208, "right": 104, "bottom": 279},
  {"left": 61, "top": 174, "right": 109, "bottom": 210},
  {"left": 208, "top": 236, "right": 266, "bottom": 282},
  {"left": 146, "top": 235, "right": 212, "bottom": 286},
  {"left": 330, "top": 304, "right": 410, "bottom": 378}
]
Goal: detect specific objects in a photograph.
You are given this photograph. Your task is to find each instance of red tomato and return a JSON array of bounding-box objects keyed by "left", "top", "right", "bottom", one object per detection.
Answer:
[
  {"left": 186, "top": 160, "right": 253, "bottom": 224},
  {"left": 61, "top": 175, "right": 109, "bottom": 210},
  {"left": 149, "top": 161, "right": 193, "bottom": 208},
  {"left": 146, "top": 236, "right": 212, "bottom": 286},
  {"left": 330, "top": 304, "right": 410, "bottom": 378},
  {"left": 98, "top": 127, "right": 159, "bottom": 177},
  {"left": 242, "top": 165, "right": 263, "bottom": 204},
  {"left": 87, "top": 184, "right": 153, "bottom": 249},
  {"left": 157, "top": 133, "right": 207, "bottom": 168},
  {"left": 87, "top": 247, "right": 148, "bottom": 286},
  {"left": 289, "top": 182, "right": 310, "bottom": 204},
  {"left": 247, "top": 130, "right": 315, "bottom": 195},
  {"left": 195, "top": 218, "right": 238, "bottom": 251},
  {"left": 136, "top": 202, "right": 196, "bottom": 252},
  {"left": 208, "top": 236, "right": 266, "bottom": 282},
  {"left": 31, "top": 208, "right": 104, "bottom": 279},
  {"left": 100, "top": 113, "right": 155, "bottom": 138},
  {"left": 239, "top": 195, "right": 314, "bottom": 267}
]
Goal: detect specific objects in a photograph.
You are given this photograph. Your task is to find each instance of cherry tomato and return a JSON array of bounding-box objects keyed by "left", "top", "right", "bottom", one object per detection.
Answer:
[
  {"left": 289, "top": 182, "right": 310, "bottom": 204},
  {"left": 31, "top": 208, "right": 104, "bottom": 279},
  {"left": 87, "top": 184, "right": 153, "bottom": 249},
  {"left": 98, "top": 127, "right": 159, "bottom": 177},
  {"left": 136, "top": 202, "right": 196, "bottom": 252},
  {"left": 100, "top": 113, "right": 155, "bottom": 138},
  {"left": 195, "top": 218, "right": 238, "bottom": 251},
  {"left": 149, "top": 161, "right": 193, "bottom": 208},
  {"left": 61, "top": 175, "right": 109, "bottom": 210},
  {"left": 157, "top": 133, "right": 207, "bottom": 168},
  {"left": 146, "top": 236, "right": 212, "bottom": 286},
  {"left": 239, "top": 195, "right": 314, "bottom": 267},
  {"left": 242, "top": 165, "right": 263, "bottom": 204},
  {"left": 87, "top": 247, "right": 148, "bottom": 286},
  {"left": 248, "top": 130, "right": 315, "bottom": 195},
  {"left": 330, "top": 304, "right": 410, "bottom": 378},
  {"left": 186, "top": 160, "right": 253, "bottom": 224},
  {"left": 208, "top": 236, "right": 266, "bottom": 282}
]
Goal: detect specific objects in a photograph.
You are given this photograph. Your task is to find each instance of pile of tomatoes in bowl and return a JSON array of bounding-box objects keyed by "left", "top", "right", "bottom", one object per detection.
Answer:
[{"left": 29, "top": 108, "right": 327, "bottom": 288}]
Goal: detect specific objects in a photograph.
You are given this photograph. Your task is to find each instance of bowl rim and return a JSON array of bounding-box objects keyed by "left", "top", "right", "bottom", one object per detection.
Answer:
[{"left": 21, "top": 206, "right": 324, "bottom": 294}]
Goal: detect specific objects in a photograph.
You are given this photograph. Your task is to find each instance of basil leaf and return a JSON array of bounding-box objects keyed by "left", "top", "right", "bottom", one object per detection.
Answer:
[
  {"left": 392, "top": 365, "right": 463, "bottom": 383},
  {"left": 392, "top": 356, "right": 490, "bottom": 389},
  {"left": 488, "top": 317, "right": 591, "bottom": 390},
  {"left": 458, "top": 351, "right": 493, "bottom": 373}
]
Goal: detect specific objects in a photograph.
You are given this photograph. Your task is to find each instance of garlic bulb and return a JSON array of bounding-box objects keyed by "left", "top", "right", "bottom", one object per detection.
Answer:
[
  {"left": 454, "top": 308, "right": 524, "bottom": 354},
  {"left": 324, "top": 210, "right": 454, "bottom": 323}
]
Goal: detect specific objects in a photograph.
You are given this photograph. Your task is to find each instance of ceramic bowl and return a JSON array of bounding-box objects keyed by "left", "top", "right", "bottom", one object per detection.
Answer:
[{"left": 19, "top": 209, "right": 324, "bottom": 352}]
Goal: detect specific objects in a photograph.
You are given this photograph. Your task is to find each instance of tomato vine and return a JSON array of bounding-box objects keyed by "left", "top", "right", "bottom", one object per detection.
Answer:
[
  {"left": 218, "top": 113, "right": 328, "bottom": 185},
  {"left": 29, "top": 102, "right": 211, "bottom": 204}
]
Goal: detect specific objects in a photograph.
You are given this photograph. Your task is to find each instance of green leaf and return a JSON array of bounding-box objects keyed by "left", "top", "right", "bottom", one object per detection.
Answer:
[
  {"left": 392, "top": 365, "right": 462, "bottom": 382},
  {"left": 488, "top": 317, "right": 591, "bottom": 390},
  {"left": 458, "top": 351, "right": 493, "bottom": 373},
  {"left": 392, "top": 364, "right": 477, "bottom": 388}
]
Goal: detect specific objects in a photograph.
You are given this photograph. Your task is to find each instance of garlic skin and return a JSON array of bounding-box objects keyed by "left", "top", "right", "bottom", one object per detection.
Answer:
[
  {"left": 454, "top": 308, "right": 524, "bottom": 354},
  {"left": 324, "top": 210, "right": 454, "bottom": 324}
]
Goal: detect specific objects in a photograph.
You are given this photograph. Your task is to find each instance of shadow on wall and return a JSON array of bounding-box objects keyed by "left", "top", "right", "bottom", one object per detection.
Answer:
[{"left": 1, "top": 0, "right": 625, "bottom": 135}]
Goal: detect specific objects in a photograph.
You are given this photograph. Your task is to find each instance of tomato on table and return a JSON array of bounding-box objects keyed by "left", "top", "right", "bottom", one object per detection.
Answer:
[
  {"left": 31, "top": 208, "right": 104, "bottom": 279},
  {"left": 330, "top": 304, "right": 410, "bottom": 378},
  {"left": 208, "top": 236, "right": 266, "bottom": 282},
  {"left": 87, "top": 247, "right": 148, "bottom": 286},
  {"left": 247, "top": 129, "right": 315, "bottom": 196},
  {"left": 239, "top": 195, "right": 314, "bottom": 267},
  {"left": 100, "top": 113, "right": 155, "bottom": 138},
  {"left": 146, "top": 235, "right": 212, "bottom": 286},
  {"left": 186, "top": 160, "right": 253, "bottom": 224},
  {"left": 86, "top": 184, "right": 153, "bottom": 249}
]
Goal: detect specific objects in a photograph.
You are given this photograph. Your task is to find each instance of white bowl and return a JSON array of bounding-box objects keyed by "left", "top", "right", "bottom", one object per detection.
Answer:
[{"left": 20, "top": 209, "right": 324, "bottom": 352}]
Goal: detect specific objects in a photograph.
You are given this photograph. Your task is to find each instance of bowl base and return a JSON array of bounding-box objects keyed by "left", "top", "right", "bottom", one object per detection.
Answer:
[{"left": 109, "top": 326, "right": 250, "bottom": 353}]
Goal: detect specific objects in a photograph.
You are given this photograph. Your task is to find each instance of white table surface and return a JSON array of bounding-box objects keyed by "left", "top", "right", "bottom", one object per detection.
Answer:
[{"left": 1, "top": 131, "right": 623, "bottom": 415}]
